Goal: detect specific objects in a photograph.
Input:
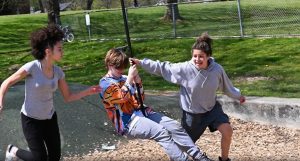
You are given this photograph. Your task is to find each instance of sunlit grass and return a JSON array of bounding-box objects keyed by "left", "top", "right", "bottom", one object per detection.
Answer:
[{"left": 0, "top": 1, "right": 299, "bottom": 98}]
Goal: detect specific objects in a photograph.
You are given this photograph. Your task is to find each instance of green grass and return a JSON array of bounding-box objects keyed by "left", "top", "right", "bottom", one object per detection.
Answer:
[
  {"left": 0, "top": 13, "right": 48, "bottom": 53},
  {"left": 1, "top": 38, "right": 298, "bottom": 98},
  {"left": 55, "top": 0, "right": 300, "bottom": 40},
  {"left": 0, "top": 1, "right": 299, "bottom": 98}
]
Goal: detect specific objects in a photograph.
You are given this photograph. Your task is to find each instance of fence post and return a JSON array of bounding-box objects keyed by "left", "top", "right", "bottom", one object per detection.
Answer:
[
  {"left": 85, "top": 12, "right": 91, "bottom": 41},
  {"left": 120, "top": 0, "right": 133, "bottom": 57},
  {"left": 237, "top": 0, "right": 244, "bottom": 37},
  {"left": 171, "top": 3, "right": 177, "bottom": 38}
]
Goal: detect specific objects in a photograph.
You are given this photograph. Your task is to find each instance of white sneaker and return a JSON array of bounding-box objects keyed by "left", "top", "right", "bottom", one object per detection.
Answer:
[{"left": 5, "top": 144, "right": 18, "bottom": 161}]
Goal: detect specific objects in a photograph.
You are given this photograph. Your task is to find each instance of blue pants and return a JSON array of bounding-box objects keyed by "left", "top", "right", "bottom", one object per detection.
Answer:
[{"left": 126, "top": 111, "right": 203, "bottom": 161}]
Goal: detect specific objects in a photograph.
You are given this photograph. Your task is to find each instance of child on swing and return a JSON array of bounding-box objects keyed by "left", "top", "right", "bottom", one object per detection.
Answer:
[{"left": 98, "top": 48, "right": 212, "bottom": 161}]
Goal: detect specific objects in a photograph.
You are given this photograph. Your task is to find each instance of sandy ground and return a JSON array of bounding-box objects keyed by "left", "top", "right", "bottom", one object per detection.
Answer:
[{"left": 63, "top": 117, "right": 300, "bottom": 161}]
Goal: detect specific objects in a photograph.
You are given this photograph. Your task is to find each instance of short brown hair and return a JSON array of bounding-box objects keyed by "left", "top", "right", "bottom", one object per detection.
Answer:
[{"left": 104, "top": 48, "right": 129, "bottom": 69}]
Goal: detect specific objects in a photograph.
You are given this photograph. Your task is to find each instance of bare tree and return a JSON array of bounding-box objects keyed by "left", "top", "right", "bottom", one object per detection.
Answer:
[
  {"left": 102, "top": 0, "right": 112, "bottom": 9},
  {"left": 16, "top": 0, "right": 30, "bottom": 14},
  {"left": 163, "top": 0, "right": 183, "bottom": 21},
  {"left": 0, "top": 0, "right": 30, "bottom": 15},
  {"left": 87, "top": 0, "right": 93, "bottom": 10},
  {"left": 0, "top": 0, "right": 9, "bottom": 13},
  {"left": 47, "top": 0, "right": 60, "bottom": 24}
]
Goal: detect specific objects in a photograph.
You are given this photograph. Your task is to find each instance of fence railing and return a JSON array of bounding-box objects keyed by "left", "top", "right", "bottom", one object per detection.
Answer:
[{"left": 60, "top": 0, "right": 300, "bottom": 41}]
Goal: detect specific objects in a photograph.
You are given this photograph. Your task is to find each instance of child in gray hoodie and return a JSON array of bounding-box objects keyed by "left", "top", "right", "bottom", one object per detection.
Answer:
[{"left": 130, "top": 32, "right": 246, "bottom": 161}]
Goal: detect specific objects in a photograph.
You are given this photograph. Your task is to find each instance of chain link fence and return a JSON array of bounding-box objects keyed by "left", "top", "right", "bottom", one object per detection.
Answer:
[
  {"left": 240, "top": 0, "right": 300, "bottom": 37},
  {"left": 59, "top": 0, "right": 300, "bottom": 41}
]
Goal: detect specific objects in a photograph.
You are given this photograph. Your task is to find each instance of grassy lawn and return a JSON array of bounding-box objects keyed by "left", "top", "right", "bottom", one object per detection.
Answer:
[
  {"left": 57, "top": 0, "right": 300, "bottom": 40},
  {"left": 0, "top": 1, "right": 299, "bottom": 98},
  {"left": 0, "top": 38, "right": 299, "bottom": 98}
]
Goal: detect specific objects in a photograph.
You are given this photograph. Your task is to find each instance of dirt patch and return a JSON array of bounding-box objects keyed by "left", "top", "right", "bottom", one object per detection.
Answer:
[
  {"left": 235, "top": 76, "right": 273, "bottom": 84},
  {"left": 63, "top": 117, "right": 300, "bottom": 161}
]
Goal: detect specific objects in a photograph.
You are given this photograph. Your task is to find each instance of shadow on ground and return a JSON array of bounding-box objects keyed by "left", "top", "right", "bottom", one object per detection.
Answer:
[{"left": 0, "top": 84, "right": 182, "bottom": 160}]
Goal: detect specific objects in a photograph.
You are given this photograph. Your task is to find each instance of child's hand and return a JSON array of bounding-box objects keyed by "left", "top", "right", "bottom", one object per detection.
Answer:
[
  {"left": 128, "top": 65, "right": 138, "bottom": 77},
  {"left": 0, "top": 105, "right": 3, "bottom": 115},
  {"left": 239, "top": 96, "right": 246, "bottom": 104},
  {"left": 129, "top": 58, "right": 140, "bottom": 66},
  {"left": 127, "top": 65, "right": 139, "bottom": 85},
  {"left": 134, "top": 75, "right": 141, "bottom": 84},
  {"left": 87, "top": 85, "right": 102, "bottom": 95}
]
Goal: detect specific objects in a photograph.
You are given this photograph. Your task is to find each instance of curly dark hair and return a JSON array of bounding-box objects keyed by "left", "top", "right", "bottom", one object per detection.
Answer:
[{"left": 30, "top": 24, "right": 64, "bottom": 60}]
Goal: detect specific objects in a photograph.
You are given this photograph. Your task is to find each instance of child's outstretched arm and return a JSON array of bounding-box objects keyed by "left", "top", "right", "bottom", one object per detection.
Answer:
[{"left": 58, "top": 79, "right": 101, "bottom": 102}]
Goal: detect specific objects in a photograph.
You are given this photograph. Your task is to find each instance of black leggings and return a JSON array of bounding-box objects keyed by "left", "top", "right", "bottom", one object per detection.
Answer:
[{"left": 16, "top": 112, "right": 61, "bottom": 161}]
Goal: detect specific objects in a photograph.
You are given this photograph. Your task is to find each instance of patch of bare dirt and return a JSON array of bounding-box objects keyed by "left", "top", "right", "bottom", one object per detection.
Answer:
[
  {"left": 235, "top": 76, "right": 273, "bottom": 84},
  {"left": 63, "top": 117, "right": 300, "bottom": 161}
]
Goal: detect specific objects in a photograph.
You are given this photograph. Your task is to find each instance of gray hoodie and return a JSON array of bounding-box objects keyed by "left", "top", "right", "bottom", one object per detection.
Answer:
[{"left": 140, "top": 58, "right": 241, "bottom": 114}]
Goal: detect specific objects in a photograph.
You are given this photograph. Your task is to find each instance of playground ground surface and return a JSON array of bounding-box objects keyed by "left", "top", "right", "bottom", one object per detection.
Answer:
[{"left": 0, "top": 84, "right": 299, "bottom": 161}]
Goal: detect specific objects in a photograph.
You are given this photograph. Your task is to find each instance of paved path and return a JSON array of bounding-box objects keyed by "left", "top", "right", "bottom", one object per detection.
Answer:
[
  {"left": 0, "top": 84, "right": 186, "bottom": 160},
  {"left": 0, "top": 84, "right": 121, "bottom": 160}
]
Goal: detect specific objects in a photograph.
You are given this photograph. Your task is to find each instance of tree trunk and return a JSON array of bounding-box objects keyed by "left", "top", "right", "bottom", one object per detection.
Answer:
[
  {"left": 47, "top": 0, "right": 60, "bottom": 25},
  {"left": 133, "top": 0, "right": 138, "bottom": 7},
  {"left": 38, "top": 0, "right": 44, "bottom": 13},
  {"left": 163, "top": 0, "right": 183, "bottom": 21},
  {"left": 87, "top": 0, "right": 93, "bottom": 10}
]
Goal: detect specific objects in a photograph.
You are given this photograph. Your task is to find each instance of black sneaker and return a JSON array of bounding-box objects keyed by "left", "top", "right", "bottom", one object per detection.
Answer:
[
  {"left": 195, "top": 153, "right": 213, "bottom": 161},
  {"left": 218, "top": 156, "right": 231, "bottom": 161}
]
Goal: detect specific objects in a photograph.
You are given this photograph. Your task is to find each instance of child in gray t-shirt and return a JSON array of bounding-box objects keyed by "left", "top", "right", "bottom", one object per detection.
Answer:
[{"left": 0, "top": 25, "right": 101, "bottom": 161}]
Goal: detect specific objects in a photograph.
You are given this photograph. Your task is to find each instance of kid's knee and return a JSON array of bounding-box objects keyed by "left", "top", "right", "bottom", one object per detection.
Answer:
[
  {"left": 32, "top": 152, "right": 47, "bottom": 161},
  {"left": 48, "top": 147, "right": 61, "bottom": 161},
  {"left": 48, "top": 153, "right": 61, "bottom": 161},
  {"left": 154, "top": 128, "right": 172, "bottom": 142},
  {"left": 219, "top": 123, "right": 233, "bottom": 139}
]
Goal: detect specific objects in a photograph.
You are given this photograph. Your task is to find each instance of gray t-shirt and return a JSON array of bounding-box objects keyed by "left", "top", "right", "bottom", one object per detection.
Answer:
[{"left": 21, "top": 60, "right": 65, "bottom": 120}]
